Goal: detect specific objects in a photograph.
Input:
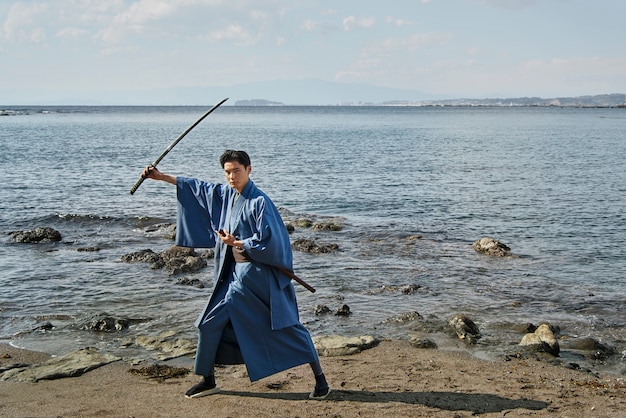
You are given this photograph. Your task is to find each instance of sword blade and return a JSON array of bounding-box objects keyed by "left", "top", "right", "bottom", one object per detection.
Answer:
[{"left": 130, "top": 97, "right": 229, "bottom": 195}]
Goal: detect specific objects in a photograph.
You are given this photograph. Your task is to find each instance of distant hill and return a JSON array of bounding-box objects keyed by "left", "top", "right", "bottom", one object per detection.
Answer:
[{"left": 412, "top": 93, "right": 626, "bottom": 108}]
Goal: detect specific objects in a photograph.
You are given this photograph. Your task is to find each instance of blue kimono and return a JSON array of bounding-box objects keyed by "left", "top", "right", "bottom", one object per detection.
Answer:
[{"left": 175, "top": 176, "right": 318, "bottom": 381}]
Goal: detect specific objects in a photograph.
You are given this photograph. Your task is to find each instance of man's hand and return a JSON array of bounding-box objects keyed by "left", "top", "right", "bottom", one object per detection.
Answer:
[
  {"left": 143, "top": 166, "right": 176, "bottom": 185},
  {"left": 217, "top": 229, "right": 243, "bottom": 248}
]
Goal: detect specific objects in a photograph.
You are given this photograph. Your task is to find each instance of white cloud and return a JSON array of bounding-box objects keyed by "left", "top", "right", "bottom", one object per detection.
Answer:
[
  {"left": 113, "top": 0, "right": 176, "bottom": 26},
  {"left": 95, "top": 26, "right": 127, "bottom": 45},
  {"left": 362, "top": 32, "right": 452, "bottom": 56},
  {"left": 2, "top": 2, "right": 49, "bottom": 43},
  {"left": 471, "top": 0, "right": 537, "bottom": 10},
  {"left": 56, "top": 27, "right": 88, "bottom": 40},
  {"left": 250, "top": 10, "right": 270, "bottom": 21},
  {"left": 29, "top": 27, "right": 46, "bottom": 45},
  {"left": 202, "top": 24, "right": 258, "bottom": 46},
  {"left": 301, "top": 19, "right": 318, "bottom": 32},
  {"left": 343, "top": 16, "right": 375, "bottom": 31},
  {"left": 300, "top": 18, "right": 340, "bottom": 34},
  {"left": 327, "top": 30, "right": 457, "bottom": 88},
  {"left": 386, "top": 16, "right": 414, "bottom": 27}
]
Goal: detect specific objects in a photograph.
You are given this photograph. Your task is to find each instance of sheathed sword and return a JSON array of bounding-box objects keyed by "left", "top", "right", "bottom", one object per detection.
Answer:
[
  {"left": 276, "top": 266, "right": 316, "bottom": 293},
  {"left": 130, "top": 97, "right": 229, "bottom": 195}
]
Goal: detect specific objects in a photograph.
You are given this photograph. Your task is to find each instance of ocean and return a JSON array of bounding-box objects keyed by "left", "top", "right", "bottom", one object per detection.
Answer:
[{"left": 1, "top": 104, "right": 625, "bottom": 375}]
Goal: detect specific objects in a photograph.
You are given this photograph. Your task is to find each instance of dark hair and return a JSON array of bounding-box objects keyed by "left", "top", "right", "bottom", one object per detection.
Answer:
[{"left": 220, "top": 150, "right": 251, "bottom": 168}]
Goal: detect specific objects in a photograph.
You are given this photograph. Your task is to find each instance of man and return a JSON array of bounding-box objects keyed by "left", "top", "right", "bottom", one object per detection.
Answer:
[{"left": 142, "top": 150, "right": 330, "bottom": 399}]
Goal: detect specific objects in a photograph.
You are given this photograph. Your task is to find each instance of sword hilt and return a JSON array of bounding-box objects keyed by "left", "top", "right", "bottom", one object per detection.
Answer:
[
  {"left": 130, "top": 175, "right": 146, "bottom": 195},
  {"left": 129, "top": 165, "right": 153, "bottom": 195}
]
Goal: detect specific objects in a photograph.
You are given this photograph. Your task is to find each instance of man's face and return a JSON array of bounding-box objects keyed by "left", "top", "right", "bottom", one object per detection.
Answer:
[{"left": 223, "top": 161, "right": 251, "bottom": 192}]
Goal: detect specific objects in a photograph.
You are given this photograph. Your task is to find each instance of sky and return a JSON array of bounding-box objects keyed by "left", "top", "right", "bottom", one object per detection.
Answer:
[{"left": 1, "top": 0, "right": 625, "bottom": 104}]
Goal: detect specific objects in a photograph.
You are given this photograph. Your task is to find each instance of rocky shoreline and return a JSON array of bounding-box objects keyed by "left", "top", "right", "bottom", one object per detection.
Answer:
[
  {"left": 3, "top": 225, "right": 626, "bottom": 416},
  {"left": 6, "top": 225, "right": 624, "bottom": 379}
]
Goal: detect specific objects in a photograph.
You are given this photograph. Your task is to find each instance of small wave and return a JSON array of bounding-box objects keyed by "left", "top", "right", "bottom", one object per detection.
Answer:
[
  {"left": 16, "top": 213, "right": 171, "bottom": 228},
  {"left": 0, "top": 109, "right": 31, "bottom": 116},
  {"left": 56, "top": 213, "right": 116, "bottom": 222},
  {"left": 23, "top": 213, "right": 123, "bottom": 229}
]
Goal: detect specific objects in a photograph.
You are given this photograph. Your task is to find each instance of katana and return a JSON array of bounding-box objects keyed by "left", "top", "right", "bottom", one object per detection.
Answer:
[
  {"left": 130, "top": 97, "right": 229, "bottom": 195},
  {"left": 276, "top": 266, "right": 316, "bottom": 293}
]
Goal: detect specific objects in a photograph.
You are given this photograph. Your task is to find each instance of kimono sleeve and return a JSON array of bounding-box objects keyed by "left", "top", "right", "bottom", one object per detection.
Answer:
[{"left": 175, "top": 176, "right": 222, "bottom": 248}]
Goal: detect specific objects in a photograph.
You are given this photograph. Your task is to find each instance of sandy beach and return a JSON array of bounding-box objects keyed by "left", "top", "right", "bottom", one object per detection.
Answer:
[{"left": 1, "top": 340, "right": 624, "bottom": 417}]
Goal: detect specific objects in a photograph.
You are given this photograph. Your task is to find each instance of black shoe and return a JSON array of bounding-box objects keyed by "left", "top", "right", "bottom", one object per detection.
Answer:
[
  {"left": 185, "top": 381, "right": 220, "bottom": 398},
  {"left": 309, "top": 385, "right": 331, "bottom": 400},
  {"left": 309, "top": 373, "right": 331, "bottom": 400}
]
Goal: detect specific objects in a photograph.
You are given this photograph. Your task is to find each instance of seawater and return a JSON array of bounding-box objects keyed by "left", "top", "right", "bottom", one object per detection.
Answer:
[{"left": 1, "top": 105, "right": 625, "bottom": 374}]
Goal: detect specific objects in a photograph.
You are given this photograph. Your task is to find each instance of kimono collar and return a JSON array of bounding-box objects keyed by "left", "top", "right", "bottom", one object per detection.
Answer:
[{"left": 238, "top": 179, "right": 256, "bottom": 199}]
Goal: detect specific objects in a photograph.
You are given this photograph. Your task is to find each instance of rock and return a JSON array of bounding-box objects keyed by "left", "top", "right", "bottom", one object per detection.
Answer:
[
  {"left": 448, "top": 314, "right": 481, "bottom": 344},
  {"left": 311, "top": 221, "right": 343, "bottom": 231},
  {"left": 472, "top": 237, "right": 511, "bottom": 256},
  {"left": 291, "top": 238, "right": 339, "bottom": 253},
  {"left": 1, "top": 347, "right": 120, "bottom": 382},
  {"left": 80, "top": 315, "right": 130, "bottom": 332},
  {"left": 0, "top": 363, "right": 31, "bottom": 374},
  {"left": 312, "top": 335, "right": 379, "bottom": 357},
  {"left": 144, "top": 223, "right": 176, "bottom": 240},
  {"left": 9, "top": 227, "right": 62, "bottom": 243},
  {"left": 379, "top": 284, "right": 421, "bottom": 294},
  {"left": 314, "top": 304, "right": 331, "bottom": 315},
  {"left": 77, "top": 246, "right": 100, "bottom": 252},
  {"left": 562, "top": 337, "right": 614, "bottom": 360},
  {"left": 409, "top": 335, "right": 438, "bottom": 349},
  {"left": 384, "top": 311, "right": 423, "bottom": 324},
  {"left": 160, "top": 245, "right": 197, "bottom": 259},
  {"left": 121, "top": 246, "right": 208, "bottom": 275},
  {"left": 33, "top": 322, "right": 54, "bottom": 332},
  {"left": 293, "top": 218, "right": 314, "bottom": 228},
  {"left": 335, "top": 304, "right": 351, "bottom": 316},
  {"left": 128, "top": 364, "right": 190, "bottom": 382},
  {"left": 512, "top": 323, "right": 537, "bottom": 334},
  {"left": 121, "top": 249, "right": 161, "bottom": 264},
  {"left": 400, "top": 284, "right": 421, "bottom": 294},
  {"left": 160, "top": 246, "right": 207, "bottom": 275},
  {"left": 519, "top": 323, "right": 560, "bottom": 356},
  {"left": 563, "top": 336, "right": 609, "bottom": 351},
  {"left": 133, "top": 334, "right": 197, "bottom": 361},
  {"left": 403, "top": 234, "right": 422, "bottom": 242},
  {"left": 265, "top": 380, "right": 288, "bottom": 390},
  {"left": 176, "top": 277, "right": 205, "bottom": 288}
]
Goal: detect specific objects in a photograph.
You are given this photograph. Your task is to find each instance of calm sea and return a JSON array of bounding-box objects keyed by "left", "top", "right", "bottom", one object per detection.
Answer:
[{"left": 1, "top": 105, "right": 625, "bottom": 375}]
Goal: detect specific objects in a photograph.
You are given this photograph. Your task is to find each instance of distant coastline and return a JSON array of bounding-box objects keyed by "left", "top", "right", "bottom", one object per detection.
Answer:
[{"left": 233, "top": 93, "right": 626, "bottom": 108}]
